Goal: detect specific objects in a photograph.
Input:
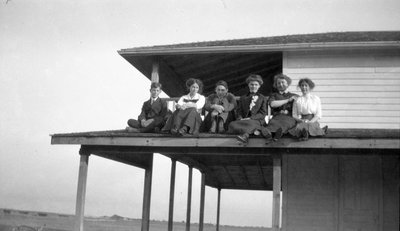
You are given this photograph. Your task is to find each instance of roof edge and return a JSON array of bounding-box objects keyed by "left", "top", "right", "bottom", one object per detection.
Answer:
[{"left": 118, "top": 41, "right": 400, "bottom": 56}]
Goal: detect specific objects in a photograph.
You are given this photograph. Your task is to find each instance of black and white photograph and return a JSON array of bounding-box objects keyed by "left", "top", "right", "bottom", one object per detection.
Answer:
[{"left": 1, "top": 1, "right": 399, "bottom": 231}]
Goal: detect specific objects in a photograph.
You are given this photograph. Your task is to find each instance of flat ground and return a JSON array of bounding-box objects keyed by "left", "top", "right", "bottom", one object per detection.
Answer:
[{"left": 0, "top": 209, "right": 270, "bottom": 231}]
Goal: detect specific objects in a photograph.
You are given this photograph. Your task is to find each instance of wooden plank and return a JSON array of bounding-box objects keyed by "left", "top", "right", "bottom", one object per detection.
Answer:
[
  {"left": 322, "top": 116, "right": 400, "bottom": 123},
  {"left": 285, "top": 72, "right": 400, "bottom": 78},
  {"left": 323, "top": 104, "right": 400, "bottom": 111},
  {"left": 325, "top": 123, "right": 400, "bottom": 129},
  {"left": 281, "top": 154, "right": 288, "bottom": 231},
  {"left": 286, "top": 67, "right": 377, "bottom": 74},
  {"left": 288, "top": 79, "right": 400, "bottom": 86},
  {"left": 339, "top": 156, "right": 382, "bottom": 231},
  {"left": 318, "top": 98, "right": 399, "bottom": 104},
  {"left": 323, "top": 110, "right": 400, "bottom": 117},
  {"left": 216, "top": 189, "right": 221, "bottom": 231},
  {"left": 199, "top": 172, "right": 206, "bottom": 231},
  {"left": 151, "top": 59, "right": 159, "bottom": 82},
  {"left": 311, "top": 91, "right": 400, "bottom": 98},
  {"left": 75, "top": 153, "right": 89, "bottom": 231},
  {"left": 272, "top": 154, "right": 281, "bottom": 231},
  {"left": 168, "top": 159, "right": 176, "bottom": 231},
  {"left": 286, "top": 51, "right": 400, "bottom": 68},
  {"left": 141, "top": 154, "right": 153, "bottom": 231},
  {"left": 304, "top": 85, "right": 400, "bottom": 92},
  {"left": 186, "top": 166, "right": 193, "bottom": 231},
  {"left": 285, "top": 154, "right": 339, "bottom": 231},
  {"left": 50, "top": 136, "right": 400, "bottom": 149}
]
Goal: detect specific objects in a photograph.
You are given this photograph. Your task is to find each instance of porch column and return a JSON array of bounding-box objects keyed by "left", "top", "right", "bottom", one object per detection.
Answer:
[
  {"left": 151, "top": 59, "right": 159, "bottom": 82},
  {"left": 141, "top": 154, "right": 153, "bottom": 231},
  {"left": 75, "top": 149, "right": 90, "bottom": 231},
  {"left": 272, "top": 154, "right": 282, "bottom": 231},
  {"left": 186, "top": 166, "right": 193, "bottom": 231},
  {"left": 216, "top": 188, "right": 221, "bottom": 231},
  {"left": 168, "top": 159, "right": 177, "bottom": 231},
  {"left": 199, "top": 172, "right": 206, "bottom": 231}
]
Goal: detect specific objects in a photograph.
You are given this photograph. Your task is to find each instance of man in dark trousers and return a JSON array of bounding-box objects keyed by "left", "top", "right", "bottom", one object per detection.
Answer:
[{"left": 126, "top": 82, "right": 168, "bottom": 133}]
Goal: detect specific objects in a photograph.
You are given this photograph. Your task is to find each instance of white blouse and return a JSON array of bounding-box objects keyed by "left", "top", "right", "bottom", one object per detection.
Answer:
[
  {"left": 177, "top": 93, "right": 205, "bottom": 110},
  {"left": 292, "top": 94, "right": 322, "bottom": 120}
]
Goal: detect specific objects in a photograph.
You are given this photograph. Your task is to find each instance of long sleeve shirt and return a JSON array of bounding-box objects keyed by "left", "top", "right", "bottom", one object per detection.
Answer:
[
  {"left": 292, "top": 94, "right": 322, "bottom": 120},
  {"left": 177, "top": 93, "right": 206, "bottom": 110}
]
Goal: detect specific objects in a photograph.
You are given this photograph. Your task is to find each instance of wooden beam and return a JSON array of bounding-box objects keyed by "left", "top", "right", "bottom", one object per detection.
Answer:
[
  {"left": 272, "top": 154, "right": 281, "bottom": 231},
  {"left": 216, "top": 188, "right": 221, "bottom": 231},
  {"left": 75, "top": 150, "right": 90, "bottom": 231},
  {"left": 240, "top": 165, "right": 251, "bottom": 187},
  {"left": 257, "top": 160, "right": 269, "bottom": 188},
  {"left": 141, "top": 154, "right": 153, "bottom": 231},
  {"left": 51, "top": 135, "right": 400, "bottom": 150},
  {"left": 199, "top": 172, "right": 206, "bottom": 231},
  {"left": 186, "top": 166, "right": 193, "bottom": 231},
  {"left": 168, "top": 159, "right": 177, "bottom": 231},
  {"left": 163, "top": 154, "right": 219, "bottom": 188},
  {"left": 223, "top": 166, "right": 236, "bottom": 186},
  {"left": 151, "top": 59, "right": 159, "bottom": 82}
]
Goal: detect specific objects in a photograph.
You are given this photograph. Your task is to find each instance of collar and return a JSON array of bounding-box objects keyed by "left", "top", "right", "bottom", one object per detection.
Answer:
[
  {"left": 247, "top": 92, "right": 259, "bottom": 96},
  {"left": 278, "top": 90, "right": 289, "bottom": 95}
]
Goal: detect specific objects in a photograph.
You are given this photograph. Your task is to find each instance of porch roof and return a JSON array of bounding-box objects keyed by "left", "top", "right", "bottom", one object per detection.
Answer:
[
  {"left": 118, "top": 31, "right": 400, "bottom": 97},
  {"left": 51, "top": 129, "right": 400, "bottom": 191}
]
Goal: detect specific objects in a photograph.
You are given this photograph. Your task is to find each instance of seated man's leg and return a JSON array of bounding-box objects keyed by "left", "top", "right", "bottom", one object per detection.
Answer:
[
  {"left": 140, "top": 117, "right": 164, "bottom": 133},
  {"left": 127, "top": 119, "right": 140, "bottom": 128}
]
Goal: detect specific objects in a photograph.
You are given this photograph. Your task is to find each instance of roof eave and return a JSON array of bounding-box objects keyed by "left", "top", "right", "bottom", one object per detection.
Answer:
[{"left": 118, "top": 41, "right": 400, "bottom": 56}]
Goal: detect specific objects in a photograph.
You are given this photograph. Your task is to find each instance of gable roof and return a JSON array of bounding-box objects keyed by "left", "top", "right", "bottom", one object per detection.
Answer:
[{"left": 118, "top": 31, "right": 400, "bottom": 97}]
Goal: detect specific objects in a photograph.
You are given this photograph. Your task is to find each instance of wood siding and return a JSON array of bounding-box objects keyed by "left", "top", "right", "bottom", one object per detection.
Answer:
[
  {"left": 282, "top": 154, "right": 399, "bottom": 231},
  {"left": 283, "top": 49, "right": 400, "bottom": 129}
]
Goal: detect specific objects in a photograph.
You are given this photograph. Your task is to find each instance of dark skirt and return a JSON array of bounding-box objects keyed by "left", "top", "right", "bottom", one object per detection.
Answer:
[
  {"left": 266, "top": 114, "right": 297, "bottom": 133},
  {"left": 227, "top": 119, "right": 262, "bottom": 135},
  {"left": 162, "top": 108, "right": 202, "bottom": 135},
  {"left": 289, "top": 121, "right": 325, "bottom": 137},
  {"left": 288, "top": 114, "right": 325, "bottom": 137}
]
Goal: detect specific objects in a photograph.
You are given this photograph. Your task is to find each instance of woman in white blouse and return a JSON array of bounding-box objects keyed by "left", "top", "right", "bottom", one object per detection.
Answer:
[
  {"left": 289, "top": 78, "right": 328, "bottom": 141},
  {"left": 162, "top": 78, "right": 205, "bottom": 136}
]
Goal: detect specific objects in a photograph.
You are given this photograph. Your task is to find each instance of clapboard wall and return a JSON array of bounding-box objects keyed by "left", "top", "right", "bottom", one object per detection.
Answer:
[{"left": 283, "top": 49, "right": 400, "bottom": 129}]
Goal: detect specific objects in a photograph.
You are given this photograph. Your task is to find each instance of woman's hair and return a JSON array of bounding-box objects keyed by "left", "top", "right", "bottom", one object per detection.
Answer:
[
  {"left": 215, "top": 80, "right": 228, "bottom": 89},
  {"left": 245, "top": 74, "right": 263, "bottom": 85},
  {"left": 273, "top": 74, "right": 292, "bottom": 89},
  {"left": 150, "top": 82, "right": 162, "bottom": 89},
  {"left": 186, "top": 78, "right": 203, "bottom": 93},
  {"left": 298, "top": 78, "right": 315, "bottom": 90}
]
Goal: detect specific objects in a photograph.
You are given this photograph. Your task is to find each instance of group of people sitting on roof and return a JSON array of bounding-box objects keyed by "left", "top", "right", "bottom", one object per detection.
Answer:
[{"left": 126, "top": 73, "right": 328, "bottom": 144}]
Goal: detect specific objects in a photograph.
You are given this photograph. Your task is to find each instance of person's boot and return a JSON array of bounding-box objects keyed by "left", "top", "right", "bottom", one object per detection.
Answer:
[
  {"left": 236, "top": 133, "right": 249, "bottom": 144},
  {"left": 323, "top": 126, "right": 328, "bottom": 135},
  {"left": 209, "top": 118, "right": 217, "bottom": 133},
  {"left": 273, "top": 128, "right": 283, "bottom": 141}
]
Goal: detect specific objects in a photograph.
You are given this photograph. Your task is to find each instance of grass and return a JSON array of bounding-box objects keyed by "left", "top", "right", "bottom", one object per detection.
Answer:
[{"left": 0, "top": 209, "right": 270, "bottom": 231}]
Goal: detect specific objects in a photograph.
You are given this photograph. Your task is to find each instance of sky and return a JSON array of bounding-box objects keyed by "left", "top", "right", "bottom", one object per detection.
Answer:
[{"left": 0, "top": 0, "right": 399, "bottom": 227}]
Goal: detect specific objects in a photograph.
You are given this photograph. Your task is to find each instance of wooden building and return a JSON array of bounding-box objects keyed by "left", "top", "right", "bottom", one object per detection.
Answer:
[{"left": 51, "top": 31, "right": 400, "bottom": 231}]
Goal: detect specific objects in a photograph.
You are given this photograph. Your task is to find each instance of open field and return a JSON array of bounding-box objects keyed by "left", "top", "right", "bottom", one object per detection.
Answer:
[{"left": 0, "top": 209, "right": 270, "bottom": 231}]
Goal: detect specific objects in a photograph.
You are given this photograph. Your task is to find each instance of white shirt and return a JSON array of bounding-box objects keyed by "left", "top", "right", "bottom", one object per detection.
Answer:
[
  {"left": 177, "top": 93, "right": 205, "bottom": 110},
  {"left": 292, "top": 94, "right": 322, "bottom": 120}
]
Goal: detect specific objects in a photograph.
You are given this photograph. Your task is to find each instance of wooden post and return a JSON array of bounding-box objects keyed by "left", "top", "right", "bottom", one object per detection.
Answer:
[
  {"left": 216, "top": 188, "right": 221, "bottom": 231},
  {"left": 151, "top": 59, "right": 159, "bottom": 82},
  {"left": 272, "top": 154, "right": 281, "bottom": 231},
  {"left": 199, "top": 172, "right": 206, "bottom": 231},
  {"left": 75, "top": 150, "right": 90, "bottom": 231},
  {"left": 141, "top": 154, "right": 153, "bottom": 231},
  {"left": 168, "top": 159, "right": 177, "bottom": 231},
  {"left": 186, "top": 166, "right": 193, "bottom": 231}
]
